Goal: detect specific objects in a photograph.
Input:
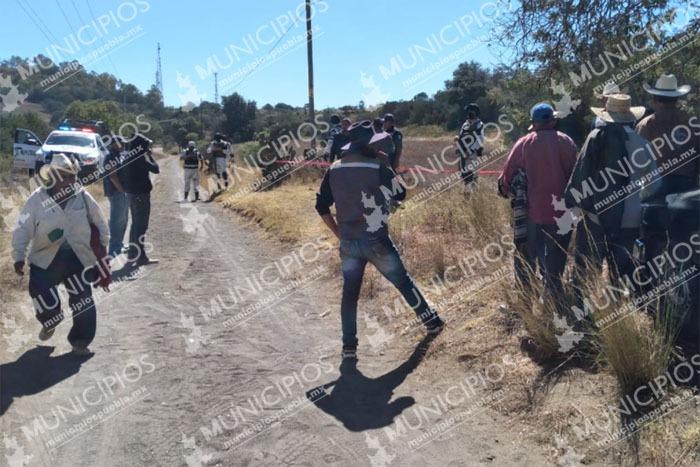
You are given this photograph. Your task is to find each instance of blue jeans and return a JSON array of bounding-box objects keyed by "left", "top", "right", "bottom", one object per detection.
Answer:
[
  {"left": 107, "top": 192, "right": 129, "bottom": 256},
  {"left": 339, "top": 236, "right": 437, "bottom": 347},
  {"left": 28, "top": 248, "right": 97, "bottom": 348}
]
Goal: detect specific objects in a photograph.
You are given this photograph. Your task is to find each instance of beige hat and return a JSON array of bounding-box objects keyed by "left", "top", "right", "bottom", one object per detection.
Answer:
[
  {"left": 594, "top": 82, "right": 621, "bottom": 98},
  {"left": 590, "top": 94, "right": 646, "bottom": 123},
  {"left": 643, "top": 74, "right": 691, "bottom": 97},
  {"left": 39, "top": 153, "right": 80, "bottom": 180}
]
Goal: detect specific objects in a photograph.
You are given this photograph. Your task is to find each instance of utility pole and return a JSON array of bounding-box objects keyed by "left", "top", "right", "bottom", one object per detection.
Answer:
[
  {"left": 214, "top": 72, "right": 219, "bottom": 105},
  {"left": 305, "top": 0, "right": 315, "bottom": 148},
  {"left": 155, "top": 42, "right": 163, "bottom": 102}
]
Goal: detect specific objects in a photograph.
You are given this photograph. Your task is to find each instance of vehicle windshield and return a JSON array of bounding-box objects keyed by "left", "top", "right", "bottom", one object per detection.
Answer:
[{"left": 45, "top": 134, "right": 95, "bottom": 148}]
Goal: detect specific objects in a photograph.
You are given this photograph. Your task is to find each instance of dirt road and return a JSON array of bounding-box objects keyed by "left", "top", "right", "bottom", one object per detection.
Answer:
[{"left": 1, "top": 156, "right": 553, "bottom": 466}]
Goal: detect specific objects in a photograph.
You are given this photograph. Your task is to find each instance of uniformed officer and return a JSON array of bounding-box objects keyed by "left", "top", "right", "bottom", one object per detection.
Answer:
[
  {"left": 180, "top": 140, "right": 203, "bottom": 201},
  {"left": 382, "top": 113, "right": 403, "bottom": 171},
  {"left": 455, "top": 103, "right": 485, "bottom": 186}
]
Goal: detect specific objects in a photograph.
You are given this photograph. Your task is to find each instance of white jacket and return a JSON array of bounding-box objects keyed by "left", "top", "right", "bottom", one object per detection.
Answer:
[{"left": 11, "top": 187, "right": 110, "bottom": 269}]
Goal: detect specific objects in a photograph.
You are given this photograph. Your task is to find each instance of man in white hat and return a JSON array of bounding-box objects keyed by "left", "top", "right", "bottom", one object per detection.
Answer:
[
  {"left": 593, "top": 82, "right": 622, "bottom": 128},
  {"left": 636, "top": 73, "right": 699, "bottom": 196},
  {"left": 565, "top": 94, "right": 660, "bottom": 298},
  {"left": 12, "top": 153, "right": 110, "bottom": 356}
]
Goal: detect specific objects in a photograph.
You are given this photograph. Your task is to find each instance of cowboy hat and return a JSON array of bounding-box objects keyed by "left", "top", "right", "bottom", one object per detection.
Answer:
[
  {"left": 590, "top": 94, "right": 646, "bottom": 123},
  {"left": 341, "top": 121, "right": 389, "bottom": 152},
  {"left": 643, "top": 74, "right": 691, "bottom": 97},
  {"left": 594, "top": 82, "right": 621, "bottom": 99},
  {"left": 39, "top": 153, "right": 80, "bottom": 180}
]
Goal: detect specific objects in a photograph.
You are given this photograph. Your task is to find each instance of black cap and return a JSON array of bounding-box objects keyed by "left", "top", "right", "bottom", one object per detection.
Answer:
[
  {"left": 383, "top": 113, "right": 395, "bottom": 122},
  {"left": 330, "top": 114, "right": 341, "bottom": 124}
]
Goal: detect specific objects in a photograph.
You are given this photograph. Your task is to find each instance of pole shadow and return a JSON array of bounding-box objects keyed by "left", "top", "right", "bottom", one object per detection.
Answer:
[
  {"left": 1, "top": 345, "right": 93, "bottom": 415},
  {"left": 305, "top": 336, "right": 433, "bottom": 431}
]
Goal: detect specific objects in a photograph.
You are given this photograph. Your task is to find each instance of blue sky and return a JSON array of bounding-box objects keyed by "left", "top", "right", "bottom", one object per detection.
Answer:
[{"left": 1, "top": 0, "right": 506, "bottom": 108}]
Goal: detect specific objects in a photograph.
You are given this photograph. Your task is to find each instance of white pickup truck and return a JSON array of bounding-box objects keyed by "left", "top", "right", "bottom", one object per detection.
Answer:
[{"left": 13, "top": 124, "right": 109, "bottom": 181}]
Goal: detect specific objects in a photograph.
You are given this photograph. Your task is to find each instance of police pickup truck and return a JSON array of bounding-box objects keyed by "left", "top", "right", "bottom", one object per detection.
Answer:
[{"left": 13, "top": 119, "right": 109, "bottom": 182}]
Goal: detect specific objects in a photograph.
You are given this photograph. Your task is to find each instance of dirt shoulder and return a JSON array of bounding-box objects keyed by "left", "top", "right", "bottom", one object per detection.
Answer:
[
  {"left": 1, "top": 155, "right": 554, "bottom": 466},
  {"left": 216, "top": 138, "right": 700, "bottom": 466}
]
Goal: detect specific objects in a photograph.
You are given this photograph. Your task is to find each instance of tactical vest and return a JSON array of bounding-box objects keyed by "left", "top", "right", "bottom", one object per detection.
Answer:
[{"left": 183, "top": 149, "right": 200, "bottom": 168}]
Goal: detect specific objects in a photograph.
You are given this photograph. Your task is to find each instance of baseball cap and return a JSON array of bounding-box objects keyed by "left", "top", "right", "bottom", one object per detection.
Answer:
[{"left": 530, "top": 103, "right": 554, "bottom": 123}]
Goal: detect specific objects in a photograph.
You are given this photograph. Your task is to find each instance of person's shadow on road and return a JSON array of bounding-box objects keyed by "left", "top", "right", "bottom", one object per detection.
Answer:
[
  {"left": 306, "top": 336, "right": 433, "bottom": 431},
  {"left": 1, "top": 346, "right": 93, "bottom": 415}
]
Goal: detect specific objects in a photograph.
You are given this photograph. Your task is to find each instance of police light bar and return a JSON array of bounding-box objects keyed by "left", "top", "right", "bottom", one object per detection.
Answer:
[{"left": 57, "top": 125, "right": 94, "bottom": 133}]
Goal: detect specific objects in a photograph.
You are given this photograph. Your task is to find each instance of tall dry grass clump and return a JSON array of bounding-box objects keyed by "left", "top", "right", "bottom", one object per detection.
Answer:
[{"left": 597, "top": 301, "right": 676, "bottom": 396}]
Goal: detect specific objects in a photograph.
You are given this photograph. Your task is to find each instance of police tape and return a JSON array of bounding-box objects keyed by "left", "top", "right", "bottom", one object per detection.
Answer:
[{"left": 270, "top": 159, "right": 501, "bottom": 175}]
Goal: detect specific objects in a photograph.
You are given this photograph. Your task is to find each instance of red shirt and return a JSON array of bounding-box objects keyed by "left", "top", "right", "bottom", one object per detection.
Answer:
[{"left": 501, "top": 129, "right": 578, "bottom": 225}]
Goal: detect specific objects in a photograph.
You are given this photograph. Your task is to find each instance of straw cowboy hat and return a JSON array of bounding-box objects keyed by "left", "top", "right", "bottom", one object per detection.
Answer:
[
  {"left": 39, "top": 153, "right": 80, "bottom": 180},
  {"left": 590, "top": 94, "right": 646, "bottom": 123},
  {"left": 594, "top": 82, "right": 621, "bottom": 99},
  {"left": 643, "top": 73, "right": 691, "bottom": 97}
]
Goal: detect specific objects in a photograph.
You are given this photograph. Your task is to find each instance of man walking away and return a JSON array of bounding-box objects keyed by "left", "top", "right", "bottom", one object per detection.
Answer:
[
  {"left": 455, "top": 103, "right": 485, "bottom": 187},
  {"left": 636, "top": 74, "right": 699, "bottom": 197},
  {"left": 500, "top": 103, "right": 577, "bottom": 310},
  {"left": 102, "top": 136, "right": 128, "bottom": 257},
  {"left": 566, "top": 94, "right": 659, "bottom": 300},
  {"left": 315, "top": 120, "right": 445, "bottom": 359},
  {"left": 123, "top": 135, "right": 159, "bottom": 267},
  {"left": 181, "top": 140, "right": 203, "bottom": 201},
  {"left": 207, "top": 132, "right": 230, "bottom": 193},
  {"left": 383, "top": 114, "right": 403, "bottom": 171}
]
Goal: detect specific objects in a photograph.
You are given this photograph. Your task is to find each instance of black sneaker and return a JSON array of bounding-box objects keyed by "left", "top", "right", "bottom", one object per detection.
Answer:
[
  {"left": 342, "top": 345, "right": 357, "bottom": 359},
  {"left": 426, "top": 316, "right": 446, "bottom": 336}
]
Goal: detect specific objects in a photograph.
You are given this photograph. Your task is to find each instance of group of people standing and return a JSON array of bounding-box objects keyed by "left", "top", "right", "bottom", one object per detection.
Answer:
[
  {"left": 179, "top": 133, "right": 233, "bottom": 202},
  {"left": 324, "top": 113, "right": 403, "bottom": 171},
  {"left": 316, "top": 73, "right": 698, "bottom": 359},
  {"left": 498, "top": 73, "right": 699, "bottom": 335}
]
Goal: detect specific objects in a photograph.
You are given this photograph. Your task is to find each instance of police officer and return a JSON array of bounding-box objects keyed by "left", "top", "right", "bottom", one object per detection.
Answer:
[
  {"left": 455, "top": 103, "right": 485, "bottom": 187},
  {"left": 382, "top": 113, "right": 403, "bottom": 171},
  {"left": 180, "top": 140, "right": 202, "bottom": 201}
]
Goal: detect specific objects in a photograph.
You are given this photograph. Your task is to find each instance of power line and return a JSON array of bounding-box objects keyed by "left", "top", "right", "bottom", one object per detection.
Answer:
[
  {"left": 84, "top": 0, "right": 121, "bottom": 78},
  {"left": 14, "top": 0, "right": 59, "bottom": 46},
  {"left": 55, "top": 0, "right": 78, "bottom": 35},
  {"left": 70, "top": 0, "right": 86, "bottom": 25},
  {"left": 20, "top": 0, "right": 63, "bottom": 45}
]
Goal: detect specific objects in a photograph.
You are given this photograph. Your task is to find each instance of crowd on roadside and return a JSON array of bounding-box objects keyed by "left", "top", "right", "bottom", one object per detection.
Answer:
[
  {"left": 7, "top": 72, "right": 699, "bottom": 361},
  {"left": 313, "top": 72, "right": 699, "bottom": 359}
]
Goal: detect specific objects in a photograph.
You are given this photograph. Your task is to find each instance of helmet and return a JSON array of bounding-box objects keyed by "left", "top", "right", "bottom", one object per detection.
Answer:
[
  {"left": 464, "top": 103, "right": 480, "bottom": 116},
  {"left": 214, "top": 132, "right": 222, "bottom": 141},
  {"left": 330, "top": 114, "right": 341, "bottom": 125},
  {"left": 188, "top": 140, "right": 196, "bottom": 148}
]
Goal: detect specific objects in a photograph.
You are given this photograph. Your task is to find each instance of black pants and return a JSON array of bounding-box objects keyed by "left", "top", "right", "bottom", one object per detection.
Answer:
[
  {"left": 28, "top": 248, "right": 96, "bottom": 348},
  {"left": 127, "top": 193, "right": 151, "bottom": 261}
]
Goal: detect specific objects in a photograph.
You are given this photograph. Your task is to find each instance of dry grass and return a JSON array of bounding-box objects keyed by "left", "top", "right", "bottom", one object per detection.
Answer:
[
  {"left": 217, "top": 136, "right": 691, "bottom": 465},
  {"left": 598, "top": 306, "right": 675, "bottom": 396}
]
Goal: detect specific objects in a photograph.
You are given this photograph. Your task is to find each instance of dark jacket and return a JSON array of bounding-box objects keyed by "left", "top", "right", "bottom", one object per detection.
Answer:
[
  {"left": 565, "top": 124, "right": 660, "bottom": 232},
  {"left": 123, "top": 136, "right": 159, "bottom": 194},
  {"left": 315, "top": 148, "right": 405, "bottom": 239}
]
